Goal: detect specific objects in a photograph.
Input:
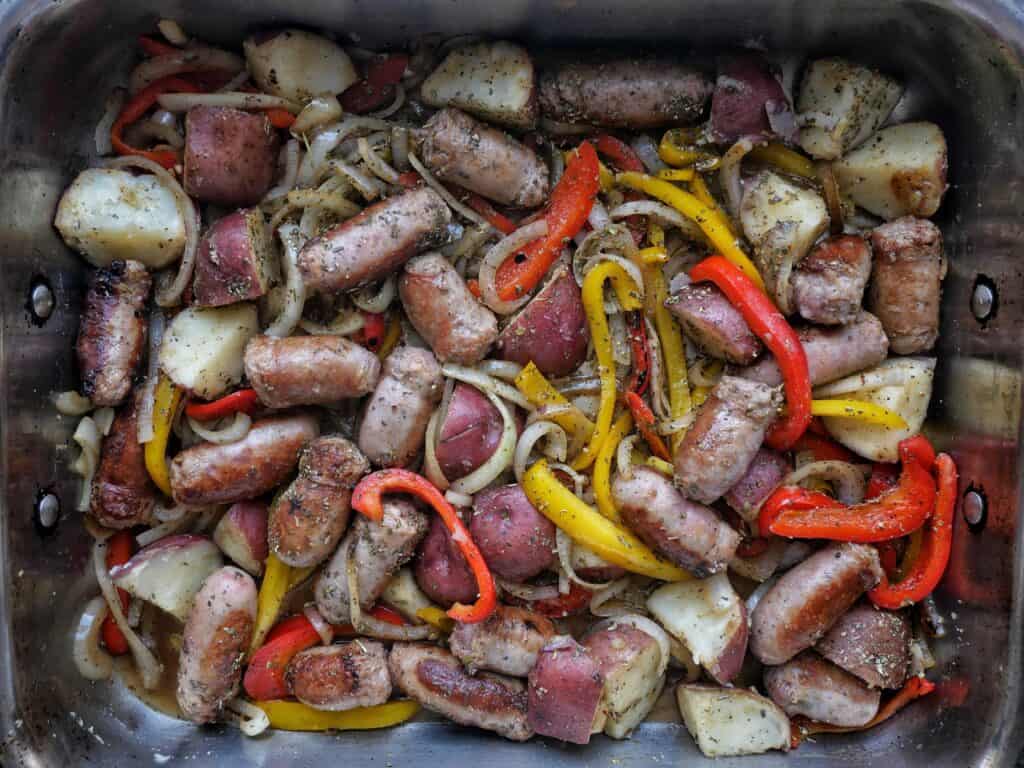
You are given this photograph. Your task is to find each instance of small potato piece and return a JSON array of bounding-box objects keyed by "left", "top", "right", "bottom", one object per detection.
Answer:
[
  {"left": 159, "top": 304, "right": 259, "bottom": 399},
  {"left": 710, "top": 51, "right": 793, "bottom": 143},
  {"left": 420, "top": 41, "right": 537, "bottom": 129},
  {"left": 435, "top": 384, "right": 505, "bottom": 482},
  {"left": 527, "top": 636, "right": 606, "bottom": 744},
  {"left": 380, "top": 567, "right": 434, "bottom": 622},
  {"left": 244, "top": 29, "right": 358, "bottom": 102},
  {"left": 797, "top": 58, "right": 903, "bottom": 160},
  {"left": 647, "top": 574, "right": 748, "bottom": 684},
  {"left": 54, "top": 168, "right": 185, "bottom": 268},
  {"left": 469, "top": 484, "right": 556, "bottom": 582},
  {"left": 584, "top": 622, "right": 665, "bottom": 739},
  {"left": 213, "top": 501, "right": 269, "bottom": 576},
  {"left": 676, "top": 684, "right": 791, "bottom": 757},
  {"left": 834, "top": 122, "right": 948, "bottom": 219},
  {"left": 184, "top": 107, "right": 280, "bottom": 207},
  {"left": 193, "top": 208, "right": 276, "bottom": 307},
  {"left": 414, "top": 514, "right": 477, "bottom": 608}
]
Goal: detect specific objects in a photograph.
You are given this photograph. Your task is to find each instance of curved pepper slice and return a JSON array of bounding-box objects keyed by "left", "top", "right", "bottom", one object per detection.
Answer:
[
  {"left": 143, "top": 374, "right": 183, "bottom": 497},
  {"left": 759, "top": 436, "right": 937, "bottom": 543},
  {"left": 254, "top": 699, "right": 420, "bottom": 732},
  {"left": 111, "top": 75, "right": 200, "bottom": 168},
  {"left": 351, "top": 469, "right": 496, "bottom": 623},
  {"left": 593, "top": 410, "right": 633, "bottom": 523},
  {"left": 184, "top": 388, "right": 259, "bottom": 421},
  {"left": 100, "top": 531, "right": 134, "bottom": 655},
  {"left": 593, "top": 134, "right": 645, "bottom": 172}
]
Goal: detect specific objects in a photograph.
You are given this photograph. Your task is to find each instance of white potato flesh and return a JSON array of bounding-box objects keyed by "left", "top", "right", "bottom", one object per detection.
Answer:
[
  {"left": 420, "top": 41, "right": 537, "bottom": 129},
  {"left": 739, "top": 170, "right": 830, "bottom": 313},
  {"left": 820, "top": 357, "right": 936, "bottom": 462},
  {"left": 647, "top": 574, "right": 747, "bottom": 684},
  {"left": 676, "top": 684, "right": 791, "bottom": 757},
  {"left": 606, "top": 673, "right": 664, "bottom": 739},
  {"left": 244, "top": 29, "right": 358, "bottom": 102},
  {"left": 381, "top": 567, "right": 434, "bottom": 622},
  {"left": 797, "top": 58, "right": 902, "bottom": 159},
  {"left": 834, "top": 121, "right": 948, "bottom": 219},
  {"left": 54, "top": 169, "right": 185, "bottom": 268},
  {"left": 159, "top": 304, "right": 259, "bottom": 399}
]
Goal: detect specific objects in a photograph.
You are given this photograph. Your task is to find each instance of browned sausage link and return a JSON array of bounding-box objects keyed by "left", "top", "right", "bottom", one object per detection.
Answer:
[
  {"left": 399, "top": 252, "right": 498, "bottom": 365},
  {"left": 738, "top": 311, "right": 889, "bottom": 387},
  {"left": 90, "top": 387, "right": 158, "bottom": 529},
  {"left": 192, "top": 207, "right": 274, "bottom": 307},
  {"left": 791, "top": 235, "right": 873, "bottom": 326},
  {"left": 673, "top": 376, "right": 782, "bottom": 505},
  {"left": 286, "top": 641, "right": 392, "bottom": 711},
  {"left": 417, "top": 107, "right": 550, "bottom": 208},
  {"left": 169, "top": 413, "right": 319, "bottom": 506},
  {"left": 315, "top": 499, "right": 429, "bottom": 624},
  {"left": 269, "top": 436, "right": 369, "bottom": 568},
  {"left": 666, "top": 283, "right": 762, "bottom": 364},
  {"left": 612, "top": 466, "right": 739, "bottom": 577},
  {"left": 358, "top": 346, "right": 442, "bottom": 468},
  {"left": 389, "top": 642, "right": 533, "bottom": 741},
  {"left": 539, "top": 56, "right": 711, "bottom": 129},
  {"left": 176, "top": 566, "right": 257, "bottom": 724},
  {"left": 244, "top": 334, "right": 381, "bottom": 408},
  {"left": 184, "top": 106, "right": 279, "bottom": 207},
  {"left": 76, "top": 259, "right": 151, "bottom": 407},
  {"left": 450, "top": 605, "right": 556, "bottom": 677},
  {"left": 868, "top": 216, "right": 945, "bottom": 354},
  {"left": 750, "top": 542, "right": 883, "bottom": 665},
  {"left": 814, "top": 602, "right": 911, "bottom": 689},
  {"left": 298, "top": 186, "right": 452, "bottom": 294},
  {"left": 724, "top": 448, "right": 791, "bottom": 524},
  {"left": 763, "top": 650, "right": 881, "bottom": 727}
]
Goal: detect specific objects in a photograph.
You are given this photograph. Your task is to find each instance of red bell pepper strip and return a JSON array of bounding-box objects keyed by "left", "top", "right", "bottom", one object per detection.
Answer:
[
  {"left": 759, "top": 436, "right": 937, "bottom": 542},
  {"left": 624, "top": 392, "right": 672, "bottom": 462},
  {"left": 138, "top": 35, "right": 179, "bottom": 57},
  {"left": 869, "top": 452, "right": 957, "bottom": 608},
  {"left": 264, "top": 614, "right": 313, "bottom": 644},
  {"left": 462, "top": 191, "right": 517, "bottom": 235},
  {"left": 358, "top": 312, "right": 387, "bottom": 351},
  {"left": 792, "top": 432, "right": 856, "bottom": 463},
  {"left": 100, "top": 531, "right": 134, "bottom": 655},
  {"left": 340, "top": 54, "right": 409, "bottom": 114},
  {"left": 593, "top": 134, "right": 645, "bottom": 173},
  {"left": 466, "top": 279, "right": 482, "bottom": 298},
  {"left": 689, "top": 255, "right": 811, "bottom": 450},
  {"left": 111, "top": 75, "right": 200, "bottom": 168},
  {"left": 867, "top": 462, "right": 900, "bottom": 499},
  {"left": 185, "top": 388, "right": 260, "bottom": 421},
  {"left": 351, "top": 469, "right": 497, "bottom": 623},
  {"left": 901, "top": 433, "right": 937, "bottom": 467},
  {"left": 265, "top": 108, "right": 297, "bottom": 129},
  {"left": 623, "top": 311, "right": 650, "bottom": 396},
  {"left": 396, "top": 171, "right": 421, "bottom": 189},
  {"left": 244, "top": 617, "right": 321, "bottom": 700},
  {"left": 528, "top": 582, "right": 593, "bottom": 618},
  {"left": 495, "top": 141, "right": 600, "bottom": 301}
]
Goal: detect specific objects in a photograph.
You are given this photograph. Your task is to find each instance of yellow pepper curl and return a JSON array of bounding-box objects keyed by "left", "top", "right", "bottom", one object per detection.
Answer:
[
  {"left": 514, "top": 362, "right": 595, "bottom": 453},
  {"left": 811, "top": 399, "right": 909, "bottom": 429},
  {"left": 249, "top": 554, "right": 293, "bottom": 654},
  {"left": 416, "top": 606, "right": 455, "bottom": 634},
  {"left": 143, "top": 374, "right": 182, "bottom": 497},
  {"left": 593, "top": 410, "right": 634, "bottom": 523},
  {"left": 254, "top": 700, "right": 420, "bottom": 732},
  {"left": 748, "top": 142, "right": 817, "bottom": 179}
]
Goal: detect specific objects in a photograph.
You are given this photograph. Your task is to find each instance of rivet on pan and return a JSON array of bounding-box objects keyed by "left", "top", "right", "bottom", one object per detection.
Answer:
[
  {"left": 36, "top": 493, "right": 60, "bottom": 529},
  {"left": 30, "top": 280, "right": 55, "bottom": 322},
  {"left": 970, "top": 275, "right": 997, "bottom": 323},
  {"left": 962, "top": 487, "right": 987, "bottom": 531}
]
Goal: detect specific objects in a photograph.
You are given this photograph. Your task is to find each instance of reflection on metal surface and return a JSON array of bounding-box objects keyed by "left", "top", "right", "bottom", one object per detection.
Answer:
[
  {"left": 963, "top": 487, "right": 988, "bottom": 529},
  {"left": 34, "top": 493, "right": 59, "bottom": 529},
  {"left": 28, "top": 279, "right": 54, "bottom": 323},
  {"left": 970, "top": 275, "right": 997, "bottom": 324},
  {"left": 944, "top": 357, "right": 1022, "bottom": 439}
]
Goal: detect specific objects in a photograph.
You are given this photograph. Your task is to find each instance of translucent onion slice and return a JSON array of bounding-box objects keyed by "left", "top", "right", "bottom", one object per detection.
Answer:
[
  {"left": 556, "top": 529, "right": 615, "bottom": 590},
  {"left": 187, "top": 412, "right": 252, "bottom": 445},
  {"left": 298, "top": 117, "right": 391, "bottom": 187},
  {"left": 303, "top": 603, "right": 334, "bottom": 646},
  {"left": 73, "top": 596, "right": 114, "bottom": 681},
  {"left": 265, "top": 223, "right": 306, "bottom": 337},
  {"left": 780, "top": 460, "right": 867, "bottom": 505},
  {"left": 129, "top": 46, "right": 244, "bottom": 94},
  {"left": 440, "top": 363, "right": 535, "bottom": 412},
  {"left": 497, "top": 579, "right": 560, "bottom": 602},
  {"left": 346, "top": 554, "right": 433, "bottom": 641},
  {"left": 352, "top": 274, "right": 397, "bottom": 314},
  {"left": 156, "top": 91, "right": 301, "bottom": 114},
  {"left": 514, "top": 421, "right": 568, "bottom": 483},
  {"left": 71, "top": 416, "right": 102, "bottom": 512},
  {"left": 291, "top": 95, "right": 343, "bottom": 137},
  {"left": 225, "top": 698, "right": 271, "bottom": 737},
  {"left": 477, "top": 219, "right": 549, "bottom": 314},
  {"left": 53, "top": 391, "right": 93, "bottom": 416},
  {"left": 263, "top": 139, "right": 302, "bottom": 203},
  {"left": 94, "top": 88, "right": 125, "bottom": 156},
  {"left": 408, "top": 151, "right": 493, "bottom": 230}
]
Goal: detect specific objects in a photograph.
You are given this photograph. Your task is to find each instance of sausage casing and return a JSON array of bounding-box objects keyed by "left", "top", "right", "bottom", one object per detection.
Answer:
[
  {"left": 286, "top": 641, "right": 392, "bottom": 711},
  {"left": 450, "top": 605, "right": 555, "bottom": 677},
  {"left": 763, "top": 650, "right": 881, "bottom": 727},
  {"left": 90, "top": 388, "right": 158, "bottom": 529}
]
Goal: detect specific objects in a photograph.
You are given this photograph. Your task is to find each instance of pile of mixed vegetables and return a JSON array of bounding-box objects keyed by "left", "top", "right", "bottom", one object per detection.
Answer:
[{"left": 60, "top": 19, "right": 954, "bottom": 756}]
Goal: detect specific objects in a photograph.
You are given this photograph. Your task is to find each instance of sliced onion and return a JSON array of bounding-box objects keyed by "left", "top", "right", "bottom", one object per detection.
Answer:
[
  {"left": 449, "top": 387, "right": 516, "bottom": 495},
  {"left": 192, "top": 506, "right": 224, "bottom": 534},
  {"left": 135, "top": 510, "right": 200, "bottom": 547},
  {"left": 304, "top": 604, "right": 334, "bottom": 646},
  {"left": 478, "top": 219, "right": 549, "bottom": 314},
  {"left": 608, "top": 309, "right": 632, "bottom": 365},
  {"left": 817, "top": 161, "right": 844, "bottom": 235},
  {"left": 186, "top": 412, "right": 252, "bottom": 445},
  {"left": 445, "top": 489, "right": 474, "bottom": 508},
  {"left": 514, "top": 421, "right": 568, "bottom": 483},
  {"left": 156, "top": 90, "right": 300, "bottom": 114},
  {"left": 609, "top": 201, "right": 704, "bottom": 242},
  {"left": 369, "top": 83, "right": 406, "bottom": 119},
  {"left": 631, "top": 134, "right": 669, "bottom": 174},
  {"left": 225, "top": 698, "right": 271, "bottom": 737},
  {"left": 443, "top": 224, "right": 494, "bottom": 262},
  {"left": 548, "top": 462, "right": 587, "bottom": 497},
  {"left": 476, "top": 360, "right": 522, "bottom": 382},
  {"left": 422, "top": 408, "right": 449, "bottom": 491},
  {"left": 297, "top": 117, "right": 391, "bottom": 187},
  {"left": 589, "top": 577, "right": 632, "bottom": 617},
  {"left": 157, "top": 18, "right": 189, "bottom": 45},
  {"left": 73, "top": 596, "right": 113, "bottom": 681},
  {"left": 216, "top": 70, "right": 250, "bottom": 93},
  {"left": 346, "top": 553, "right": 433, "bottom": 641},
  {"left": 93, "top": 539, "right": 163, "bottom": 689},
  {"left": 53, "top": 391, "right": 93, "bottom": 416},
  {"left": 688, "top": 358, "right": 723, "bottom": 388},
  {"left": 266, "top": 223, "right": 306, "bottom": 337},
  {"left": 326, "top": 158, "right": 384, "bottom": 201},
  {"left": 130, "top": 46, "right": 244, "bottom": 94},
  {"left": 573, "top": 226, "right": 639, "bottom": 286},
  {"left": 781, "top": 460, "right": 867, "bottom": 505},
  {"left": 94, "top": 88, "right": 125, "bottom": 155},
  {"left": 107, "top": 155, "right": 198, "bottom": 307},
  {"left": 137, "top": 309, "right": 165, "bottom": 444},
  {"left": 602, "top": 613, "right": 671, "bottom": 679},
  {"left": 909, "top": 633, "right": 936, "bottom": 677},
  {"left": 556, "top": 529, "right": 614, "bottom": 590},
  {"left": 615, "top": 434, "right": 641, "bottom": 481},
  {"left": 153, "top": 503, "right": 189, "bottom": 523},
  {"left": 291, "top": 95, "right": 343, "bottom": 136},
  {"left": 358, "top": 137, "right": 401, "bottom": 185},
  {"left": 440, "top": 363, "right": 534, "bottom": 412},
  {"left": 408, "top": 151, "right": 493, "bottom": 230},
  {"left": 71, "top": 416, "right": 102, "bottom": 512},
  {"left": 129, "top": 116, "right": 184, "bottom": 149},
  {"left": 719, "top": 137, "right": 758, "bottom": 218},
  {"left": 391, "top": 126, "right": 410, "bottom": 170},
  {"left": 352, "top": 275, "right": 396, "bottom": 314},
  {"left": 286, "top": 187, "right": 362, "bottom": 218},
  {"left": 497, "top": 579, "right": 559, "bottom": 602},
  {"left": 745, "top": 574, "right": 779, "bottom": 614},
  {"left": 645, "top": 316, "right": 672, "bottom": 423},
  {"left": 587, "top": 198, "right": 611, "bottom": 230},
  {"left": 127, "top": 596, "right": 144, "bottom": 628},
  {"left": 549, "top": 376, "right": 601, "bottom": 397},
  {"left": 812, "top": 362, "right": 913, "bottom": 398},
  {"left": 93, "top": 407, "right": 116, "bottom": 436},
  {"left": 263, "top": 139, "right": 302, "bottom": 203}
]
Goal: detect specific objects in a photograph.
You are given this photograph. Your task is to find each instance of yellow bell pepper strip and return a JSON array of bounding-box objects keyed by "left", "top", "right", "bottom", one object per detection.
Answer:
[
  {"left": 514, "top": 362, "right": 595, "bottom": 448},
  {"left": 250, "top": 554, "right": 293, "bottom": 654},
  {"left": 143, "top": 374, "right": 183, "bottom": 497},
  {"left": 811, "top": 399, "right": 909, "bottom": 429},
  {"left": 645, "top": 456, "right": 675, "bottom": 476},
  {"left": 656, "top": 168, "right": 696, "bottom": 182},
  {"left": 523, "top": 459, "right": 689, "bottom": 581},
  {"left": 377, "top": 313, "right": 402, "bottom": 359},
  {"left": 287, "top": 564, "right": 317, "bottom": 590},
  {"left": 689, "top": 174, "right": 733, "bottom": 226},
  {"left": 576, "top": 261, "right": 644, "bottom": 470},
  {"left": 658, "top": 129, "right": 720, "bottom": 169},
  {"left": 593, "top": 410, "right": 634, "bottom": 522},
  {"left": 254, "top": 699, "right": 421, "bottom": 732},
  {"left": 616, "top": 171, "right": 764, "bottom": 289},
  {"left": 638, "top": 246, "right": 669, "bottom": 265},
  {"left": 748, "top": 142, "right": 817, "bottom": 179},
  {"left": 416, "top": 606, "right": 455, "bottom": 634}
]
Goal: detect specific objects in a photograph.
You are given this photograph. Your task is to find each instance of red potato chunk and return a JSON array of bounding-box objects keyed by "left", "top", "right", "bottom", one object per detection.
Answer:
[{"left": 184, "top": 106, "right": 279, "bottom": 207}]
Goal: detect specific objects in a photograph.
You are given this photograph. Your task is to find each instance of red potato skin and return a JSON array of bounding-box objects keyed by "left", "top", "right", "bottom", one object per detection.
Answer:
[
  {"left": 298, "top": 186, "right": 452, "bottom": 294},
  {"left": 763, "top": 650, "right": 881, "bottom": 727},
  {"left": 213, "top": 500, "right": 269, "bottom": 576},
  {"left": 192, "top": 208, "right": 274, "bottom": 307},
  {"left": 434, "top": 383, "right": 504, "bottom": 481},
  {"left": 268, "top": 436, "right": 369, "bottom": 568},
  {"left": 815, "top": 602, "right": 911, "bottom": 689},
  {"left": 528, "top": 636, "right": 605, "bottom": 744},
  {"left": 750, "top": 543, "right": 883, "bottom": 665},
  {"left": 450, "top": 604, "right": 556, "bottom": 677},
  {"left": 358, "top": 346, "right": 443, "bottom": 468},
  {"left": 399, "top": 252, "right": 498, "bottom": 365},
  {"left": 710, "top": 51, "right": 792, "bottom": 143},
  {"left": 495, "top": 266, "right": 589, "bottom": 377},
  {"left": 244, "top": 334, "right": 381, "bottom": 409},
  {"left": 390, "top": 643, "right": 533, "bottom": 741},
  {"left": 286, "top": 641, "right": 392, "bottom": 711},
  {"left": 89, "top": 388, "right": 158, "bottom": 529},
  {"left": 176, "top": 566, "right": 257, "bottom": 724},
  {"left": 791, "top": 235, "right": 873, "bottom": 326},
  {"left": 665, "top": 283, "right": 762, "bottom": 365},
  {"left": 417, "top": 107, "right": 550, "bottom": 207},
  {"left": 169, "top": 413, "right": 319, "bottom": 506},
  {"left": 415, "top": 514, "right": 478, "bottom": 607},
  {"left": 470, "top": 484, "right": 557, "bottom": 582},
  {"left": 724, "top": 448, "right": 791, "bottom": 524},
  {"left": 184, "top": 106, "right": 279, "bottom": 207},
  {"left": 76, "top": 259, "right": 151, "bottom": 407}
]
